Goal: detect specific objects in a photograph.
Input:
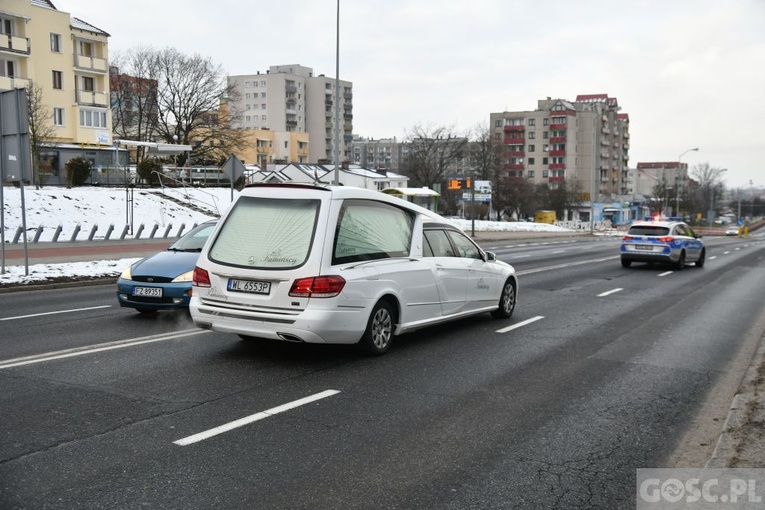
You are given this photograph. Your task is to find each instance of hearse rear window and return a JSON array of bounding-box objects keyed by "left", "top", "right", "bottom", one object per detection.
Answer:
[
  {"left": 209, "top": 197, "right": 319, "bottom": 269},
  {"left": 333, "top": 200, "right": 413, "bottom": 264}
]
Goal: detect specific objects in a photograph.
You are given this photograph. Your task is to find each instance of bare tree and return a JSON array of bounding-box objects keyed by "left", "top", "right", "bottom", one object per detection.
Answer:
[
  {"left": 153, "top": 47, "right": 247, "bottom": 165},
  {"left": 468, "top": 123, "right": 503, "bottom": 219},
  {"left": 401, "top": 124, "right": 468, "bottom": 188},
  {"left": 110, "top": 47, "right": 161, "bottom": 161},
  {"left": 26, "top": 82, "right": 57, "bottom": 188},
  {"left": 691, "top": 162, "right": 727, "bottom": 220}
]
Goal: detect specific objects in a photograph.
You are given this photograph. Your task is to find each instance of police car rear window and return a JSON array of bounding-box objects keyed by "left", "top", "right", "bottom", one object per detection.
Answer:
[{"left": 627, "top": 226, "right": 670, "bottom": 236}]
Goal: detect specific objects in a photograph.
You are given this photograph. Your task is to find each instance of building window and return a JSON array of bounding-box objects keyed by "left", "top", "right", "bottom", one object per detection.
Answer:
[
  {"left": 245, "top": 93, "right": 251, "bottom": 99},
  {"left": 543, "top": 131, "right": 549, "bottom": 139},
  {"left": 0, "top": 59, "right": 15, "bottom": 78},
  {"left": 245, "top": 81, "right": 251, "bottom": 88},
  {"left": 261, "top": 115, "right": 267, "bottom": 121},
  {"left": 52, "top": 70, "right": 63, "bottom": 89},
  {"left": 261, "top": 104, "right": 266, "bottom": 109},
  {"left": 1, "top": 17, "right": 13, "bottom": 35},
  {"left": 528, "top": 144, "right": 535, "bottom": 152},
  {"left": 528, "top": 132, "right": 535, "bottom": 140},
  {"left": 543, "top": 118, "right": 549, "bottom": 126},
  {"left": 50, "top": 33, "right": 61, "bottom": 52},
  {"left": 528, "top": 157, "right": 535, "bottom": 165},
  {"left": 261, "top": 92, "right": 266, "bottom": 98},
  {"left": 82, "top": 76, "right": 94, "bottom": 92},
  {"left": 261, "top": 80, "right": 266, "bottom": 87},
  {"left": 543, "top": 170, "right": 549, "bottom": 178},
  {"left": 528, "top": 170, "right": 535, "bottom": 178},
  {"left": 53, "top": 108, "right": 64, "bottom": 126},
  {"left": 528, "top": 119, "right": 536, "bottom": 126},
  {"left": 79, "top": 41, "right": 93, "bottom": 57},
  {"left": 79, "top": 108, "right": 107, "bottom": 128},
  {"left": 542, "top": 157, "right": 549, "bottom": 165}
]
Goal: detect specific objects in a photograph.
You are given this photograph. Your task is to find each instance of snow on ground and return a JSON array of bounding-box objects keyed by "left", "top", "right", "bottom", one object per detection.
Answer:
[{"left": 1, "top": 185, "right": 573, "bottom": 286}]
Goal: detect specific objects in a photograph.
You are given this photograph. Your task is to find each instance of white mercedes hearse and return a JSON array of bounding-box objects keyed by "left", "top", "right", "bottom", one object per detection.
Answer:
[{"left": 189, "top": 183, "right": 518, "bottom": 355}]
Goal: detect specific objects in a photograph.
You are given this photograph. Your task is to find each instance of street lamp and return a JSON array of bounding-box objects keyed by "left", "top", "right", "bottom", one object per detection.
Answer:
[{"left": 676, "top": 147, "right": 698, "bottom": 217}]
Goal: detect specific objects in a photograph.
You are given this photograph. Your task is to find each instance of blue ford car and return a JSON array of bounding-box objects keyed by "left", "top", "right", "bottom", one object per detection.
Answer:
[
  {"left": 620, "top": 219, "right": 705, "bottom": 270},
  {"left": 117, "top": 221, "right": 217, "bottom": 313}
]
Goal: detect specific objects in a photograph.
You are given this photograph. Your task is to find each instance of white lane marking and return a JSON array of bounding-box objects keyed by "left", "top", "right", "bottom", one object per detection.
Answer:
[
  {"left": 724, "top": 251, "right": 731, "bottom": 255},
  {"left": 658, "top": 271, "right": 673, "bottom": 277},
  {"left": 173, "top": 389, "right": 341, "bottom": 446},
  {"left": 0, "top": 329, "right": 210, "bottom": 370},
  {"left": 735, "top": 247, "right": 741, "bottom": 251},
  {"left": 597, "top": 288, "right": 623, "bottom": 297},
  {"left": 0, "top": 305, "right": 112, "bottom": 322},
  {"left": 551, "top": 250, "right": 566, "bottom": 254},
  {"left": 516, "top": 256, "right": 620, "bottom": 276},
  {"left": 496, "top": 315, "right": 544, "bottom": 334},
  {"left": 510, "top": 254, "right": 530, "bottom": 259}
]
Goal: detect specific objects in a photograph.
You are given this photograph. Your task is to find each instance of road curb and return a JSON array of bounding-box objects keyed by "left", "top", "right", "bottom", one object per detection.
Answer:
[{"left": 706, "top": 330, "right": 765, "bottom": 468}]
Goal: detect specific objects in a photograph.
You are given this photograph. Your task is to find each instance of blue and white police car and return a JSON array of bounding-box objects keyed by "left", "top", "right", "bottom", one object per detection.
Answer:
[{"left": 620, "top": 218, "right": 705, "bottom": 270}]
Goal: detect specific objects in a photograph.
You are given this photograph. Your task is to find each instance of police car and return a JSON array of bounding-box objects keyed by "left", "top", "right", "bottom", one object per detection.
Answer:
[{"left": 620, "top": 218, "right": 705, "bottom": 270}]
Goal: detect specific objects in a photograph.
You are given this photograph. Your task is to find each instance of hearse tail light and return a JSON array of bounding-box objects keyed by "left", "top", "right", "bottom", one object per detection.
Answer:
[
  {"left": 657, "top": 236, "right": 674, "bottom": 243},
  {"left": 289, "top": 276, "right": 346, "bottom": 298},
  {"left": 193, "top": 266, "right": 211, "bottom": 287}
]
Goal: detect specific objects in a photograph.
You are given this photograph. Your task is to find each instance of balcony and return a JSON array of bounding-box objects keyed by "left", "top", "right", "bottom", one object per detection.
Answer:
[
  {"left": 550, "top": 136, "right": 566, "bottom": 143},
  {"left": 0, "top": 75, "right": 31, "bottom": 91},
  {"left": 504, "top": 136, "right": 525, "bottom": 144},
  {"left": 503, "top": 125, "right": 525, "bottom": 132},
  {"left": 285, "top": 108, "right": 297, "bottom": 115},
  {"left": 549, "top": 177, "right": 565, "bottom": 182},
  {"left": 0, "top": 35, "right": 30, "bottom": 55},
  {"left": 74, "top": 54, "right": 108, "bottom": 74},
  {"left": 508, "top": 151, "right": 525, "bottom": 157},
  {"left": 549, "top": 163, "right": 565, "bottom": 170},
  {"left": 344, "top": 114, "right": 353, "bottom": 120},
  {"left": 503, "top": 164, "right": 525, "bottom": 171},
  {"left": 549, "top": 123, "right": 566, "bottom": 130},
  {"left": 285, "top": 85, "right": 297, "bottom": 93},
  {"left": 549, "top": 150, "right": 565, "bottom": 157},
  {"left": 286, "top": 120, "right": 297, "bottom": 126},
  {"left": 76, "top": 89, "right": 109, "bottom": 107}
]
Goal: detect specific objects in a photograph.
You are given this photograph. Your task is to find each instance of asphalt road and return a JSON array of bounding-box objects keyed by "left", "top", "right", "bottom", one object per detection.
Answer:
[{"left": 0, "top": 234, "right": 763, "bottom": 509}]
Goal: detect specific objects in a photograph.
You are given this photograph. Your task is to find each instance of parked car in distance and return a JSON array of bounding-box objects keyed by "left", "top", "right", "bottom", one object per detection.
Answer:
[
  {"left": 117, "top": 220, "right": 218, "bottom": 314},
  {"left": 620, "top": 219, "right": 705, "bottom": 270},
  {"left": 725, "top": 225, "right": 740, "bottom": 236},
  {"left": 189, "top": 183, "right": 518, "bottom": 355}
]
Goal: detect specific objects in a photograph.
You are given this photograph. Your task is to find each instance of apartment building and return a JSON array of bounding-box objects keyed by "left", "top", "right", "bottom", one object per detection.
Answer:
[
  {"left": 228, "top": 65, "right": 353, "bottom": 164},
  {"left": 351, "top": 136, "right": 405, "bottom": 171},
  {"left": 490, "top": 94, "right": 630, "bottom": 200},
  {"left": 1, "top": 0, "right": 113, "bottom": 183}
]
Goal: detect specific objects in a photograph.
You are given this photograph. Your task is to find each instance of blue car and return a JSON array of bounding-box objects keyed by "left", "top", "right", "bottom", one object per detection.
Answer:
[
  {"left": 117, "top": 221, "right": 217, "bottom": 313},
  {"left": 620, "top": 219, "right": 705, "bottom": 270}
]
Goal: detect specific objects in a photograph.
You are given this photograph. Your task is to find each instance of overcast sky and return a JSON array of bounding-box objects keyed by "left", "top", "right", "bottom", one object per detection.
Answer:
[{"left": 54, "top": 0, "right": 764, "bottom": 188}]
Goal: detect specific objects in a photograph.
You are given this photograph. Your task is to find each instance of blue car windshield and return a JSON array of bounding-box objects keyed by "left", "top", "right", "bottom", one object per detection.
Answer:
[{"left": 169, "top": 222, "right": 216, "bottom": 252}]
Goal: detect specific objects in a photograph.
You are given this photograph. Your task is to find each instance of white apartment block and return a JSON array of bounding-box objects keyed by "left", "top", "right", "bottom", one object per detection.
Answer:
[
  {"left": 490, "top": 94, "right": 630, "bottom": 200},
  {"left": 228, "top": 65, "right": 353, "bottom": 164}
]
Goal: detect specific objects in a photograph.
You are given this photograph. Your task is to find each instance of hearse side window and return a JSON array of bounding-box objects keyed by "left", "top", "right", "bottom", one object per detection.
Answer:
[
  {"left": 333, "top": 200, "right": 413, "bottom": 264},
  {"left": 209, "top": 197, "right": 319, "bottom": 269},
  {"left": 445, "top": 230, "right": 482, "bottom": 259},
  {"left": 423, "top": 230, "right": 457, "bottom": 257}
]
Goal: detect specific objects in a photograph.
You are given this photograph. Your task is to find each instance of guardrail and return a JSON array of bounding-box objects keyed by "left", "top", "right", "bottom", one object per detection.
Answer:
[{"left": 7, "top": 222, "right": 197, "bottom": 244}]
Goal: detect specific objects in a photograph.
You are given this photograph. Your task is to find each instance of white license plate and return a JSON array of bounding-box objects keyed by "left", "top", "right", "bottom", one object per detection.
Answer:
[
  {"left": 228, "top": 279, "right": 272, "bottom": 295},
  {"left": 633, "top": 244, "right": 654, "bottom": 252},
  {"left": 134, "top": 286, "right": 162, "bottom": 297}
]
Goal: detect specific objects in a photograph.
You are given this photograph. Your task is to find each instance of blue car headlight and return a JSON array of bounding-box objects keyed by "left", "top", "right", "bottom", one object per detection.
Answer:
[
  {"left": 120, "top": 266, "right": 133, "bottom": 280},
  {"left": 172, "top": 270, "right": 194, "bottom": 283}
]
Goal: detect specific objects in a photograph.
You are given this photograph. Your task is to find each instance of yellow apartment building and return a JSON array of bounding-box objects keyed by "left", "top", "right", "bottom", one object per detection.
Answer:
[
  {"left": 1, "top": 0, "right": 115, "bottom": 184},
  {"left": 237, "top": 129, "right": 310, "bottom": 168}
]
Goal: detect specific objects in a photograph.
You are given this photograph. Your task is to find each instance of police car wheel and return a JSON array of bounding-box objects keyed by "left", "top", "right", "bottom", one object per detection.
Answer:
[
  {"left": 675, "top": 251, "right": 686, "bottom": 271},
  {"left": 695, "top": 248, "right": 706, "bottom": 268},
  {"left": 621, "top": 259, "right": 631, "bottom": 268}
]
